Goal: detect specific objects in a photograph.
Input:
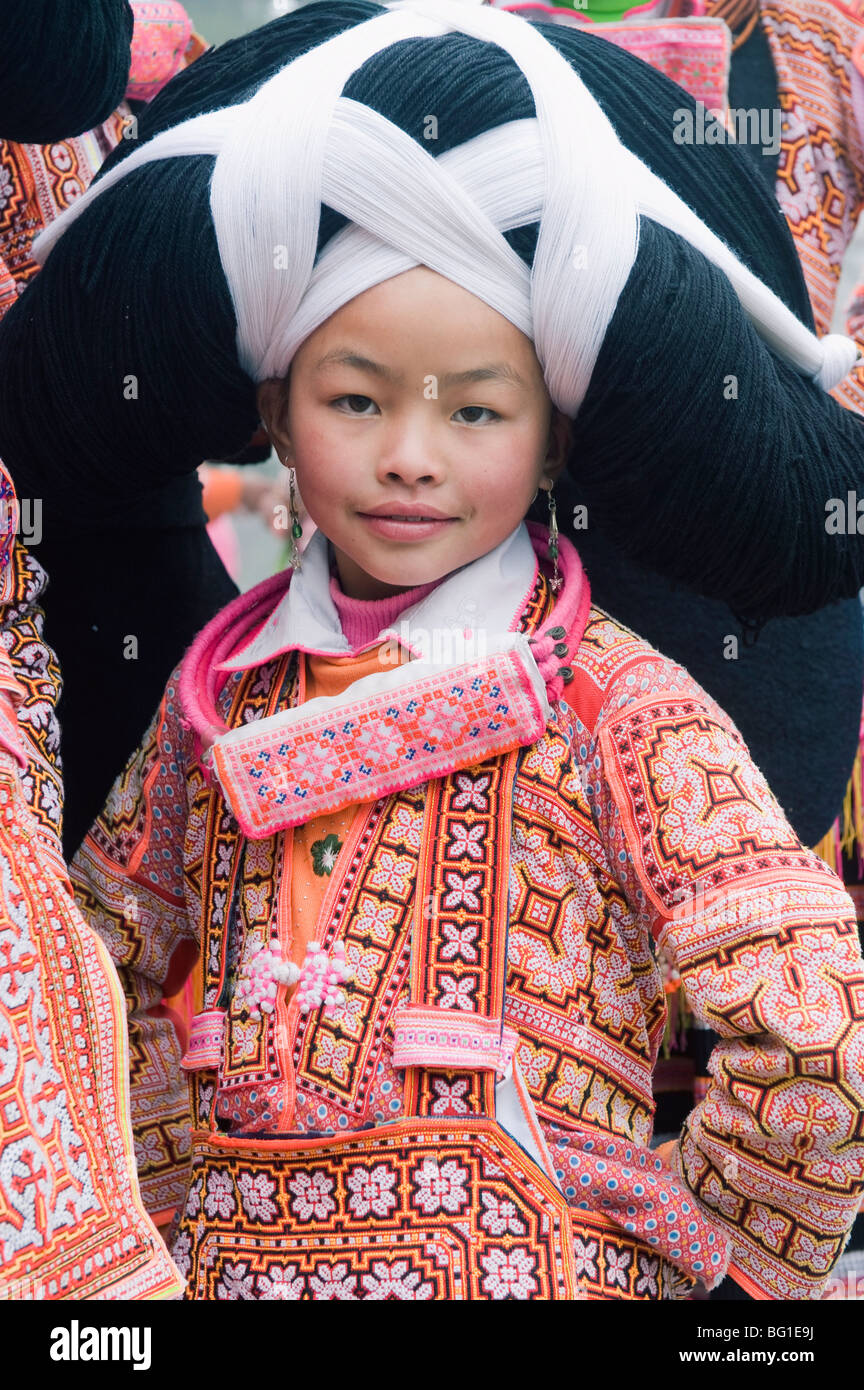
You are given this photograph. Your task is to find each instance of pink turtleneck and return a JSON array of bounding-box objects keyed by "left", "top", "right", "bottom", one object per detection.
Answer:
[{"left": 328, "top": 563, "right": 443, "bottom": 647}]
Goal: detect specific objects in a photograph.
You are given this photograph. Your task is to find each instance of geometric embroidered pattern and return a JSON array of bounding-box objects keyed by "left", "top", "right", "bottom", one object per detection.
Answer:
[
  {"left": 75, "top": 677, "right": 200, "bottom": 1221},
  {"left": 565, "top": 15, "right": 731, "bottom": 111},
  {"left": 404, "top": 752, "right": 519, "bottom": 1118},
  {"left": 392, "top": 1005, "right": 518, "bottom": 1074},
  {"left": 0, "top": 456, "right": 181, "bottom": 1298},
  {"left": 0, "top": 765, "right": 181, "bottom": 1299},
  {"left": 171, "top": 1122, "right": 584, "bottom": 1300},
  {"left": 169, "top": 1122, "right": 706, "bottom": 1300},
  {"left": 291, "top": 791, "right": 420, "bottom": 1123},
  {"left": 126, "top": 2, "right": 193, "bottom": 102},
  {"left": 0, "top": 543, "right": 65, "bottom": 873},
  {"left": 761, "top": 0, "right": 864, "bottom": 417},
  {"left": 599, "top": 689, "right": 817, "bottom": 917},
  {"left": 0, "top": 112, "right": 130, "bottom": 298}
]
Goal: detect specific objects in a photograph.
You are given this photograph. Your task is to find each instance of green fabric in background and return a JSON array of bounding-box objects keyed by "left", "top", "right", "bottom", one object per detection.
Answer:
[{"left": 574, "top": 0, "right": 639, "bottom": 21}]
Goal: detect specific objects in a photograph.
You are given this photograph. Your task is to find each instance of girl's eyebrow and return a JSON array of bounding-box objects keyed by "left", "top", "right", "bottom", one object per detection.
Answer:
[
  {"left": 314, "top": 349, "right": 526, "bottom": 389},
  {"left": 440, "top": 363, "right": 527, "bottom": 389},
  {"left": 315, "top": 349, "right": 397, "bottom": 379}
]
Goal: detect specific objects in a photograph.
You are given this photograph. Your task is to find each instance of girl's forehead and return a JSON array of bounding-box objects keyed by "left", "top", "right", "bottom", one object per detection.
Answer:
[{"left": 300, "top": 268, "right": 542, "bottom": 366}]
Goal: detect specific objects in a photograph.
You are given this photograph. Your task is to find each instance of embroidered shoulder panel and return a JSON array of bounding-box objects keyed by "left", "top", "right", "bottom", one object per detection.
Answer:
[
  {"left": 595, "top": 661, "right": 835, "bottom": 920},
  {"left": 567, "top": 607, "right": 695, "bottom": 737}
]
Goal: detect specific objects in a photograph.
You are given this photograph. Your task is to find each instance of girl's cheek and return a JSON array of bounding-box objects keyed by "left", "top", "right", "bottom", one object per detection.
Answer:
[{"left": 301, "top": 419, "right": 340, "bottom": 456}]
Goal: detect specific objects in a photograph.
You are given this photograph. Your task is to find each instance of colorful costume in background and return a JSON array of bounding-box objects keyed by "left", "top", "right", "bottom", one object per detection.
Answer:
[
  {"left": 0, "top": 0, "right": 197, "bottom": 312},
  {"left": 0, "top": 0, "right": 190, "bottom": 1301},
  {"left": 8, "top": 0, "right": 864, "bottom": 1299},
  {"left": 494, "top": 0, "right": 864, "bottom": 850},
  {"left": 494, "top": 0, "right": 864, "bottom": 419},
  {"left": 0, "top": 1, "right": 237, "bottom": 860},
  {"left": 488, "top": 0, "right": 864, "bottom": 858},
  {"left": 0, "top": 459, "right": 181, "bottom": 1298}
]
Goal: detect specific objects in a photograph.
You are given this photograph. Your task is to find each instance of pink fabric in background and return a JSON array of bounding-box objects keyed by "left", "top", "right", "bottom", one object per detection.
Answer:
[
  {"left": 126, "top": 0, "right": 194, "bottom": 101},
  {"left": 493, "top": 1, "right": 731, "bottom": 109}
]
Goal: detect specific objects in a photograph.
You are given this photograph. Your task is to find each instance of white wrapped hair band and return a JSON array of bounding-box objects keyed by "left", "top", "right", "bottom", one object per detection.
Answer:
[{"left": 34, "top": 0, "right": 861, "bottom": 400}]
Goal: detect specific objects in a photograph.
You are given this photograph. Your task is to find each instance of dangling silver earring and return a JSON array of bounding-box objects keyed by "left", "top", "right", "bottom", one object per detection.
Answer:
[
  {"left": 287, "top": 465, "right": 303, "bottom": 572},
  {"left": 546, "top": 484, "right": 562, "bottom": 593}
]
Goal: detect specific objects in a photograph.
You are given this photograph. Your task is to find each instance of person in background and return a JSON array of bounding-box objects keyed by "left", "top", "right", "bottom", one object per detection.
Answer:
[
  {"left": 0, "top": 0, "right": 235, "bottom": 860},
  {"left": 0, "top": 0, "right": 185, "bottom": 1299}
]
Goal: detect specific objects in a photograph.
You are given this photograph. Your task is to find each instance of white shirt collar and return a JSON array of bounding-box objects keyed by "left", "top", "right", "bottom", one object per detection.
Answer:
[{"left": 218, "top": 521, "right": 540, "bottom": 671}]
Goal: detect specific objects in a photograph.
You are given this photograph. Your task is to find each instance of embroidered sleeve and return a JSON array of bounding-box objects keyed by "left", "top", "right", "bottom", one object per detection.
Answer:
[
  {"left": 0, "top": 543, "right": 65, "bottom": 868},
  {"left": 593, "top": 653, "right": 864, "bottom": 1300},
  {"left": 70, "top": 667, "right": 198, "bottom": 1222},
  {"left": 0, "top": 458, "right": 64, "bottom": 866},
  {"left": 0, "top": 746, "right": 183, "bottom": 1298}
]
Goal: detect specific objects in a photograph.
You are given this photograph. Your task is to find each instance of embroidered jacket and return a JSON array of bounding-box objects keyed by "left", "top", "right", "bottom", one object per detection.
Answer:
[{"left": 71, "top": 523, "right": 864, "bottom": 1299}]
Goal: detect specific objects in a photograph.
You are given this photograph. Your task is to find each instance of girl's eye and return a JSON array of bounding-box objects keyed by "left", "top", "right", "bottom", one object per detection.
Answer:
[
  {"left": 453, "top": 405, "right": 499, "bottom": 425},
  {"left": 334, "top": 394, "right": 379, "bottom": 415}
]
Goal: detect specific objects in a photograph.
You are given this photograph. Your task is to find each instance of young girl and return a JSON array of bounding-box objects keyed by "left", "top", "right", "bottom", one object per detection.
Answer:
[{"left": 11, "top": 0, "right": 864, "bottom": 1301}]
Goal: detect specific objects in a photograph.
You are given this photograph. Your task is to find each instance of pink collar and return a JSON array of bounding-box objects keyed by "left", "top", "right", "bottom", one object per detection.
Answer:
[{"left": 178, "top": 520, "right": 590, "bottom": 755}]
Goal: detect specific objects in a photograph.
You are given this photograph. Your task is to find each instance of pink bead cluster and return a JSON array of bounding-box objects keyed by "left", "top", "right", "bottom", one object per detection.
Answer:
[
  {"left": 296, "top": 940, "right": 352, "bottom": 1016},
  {"left": 234, "top": 945, "right": 300, "bottom": 1021}
]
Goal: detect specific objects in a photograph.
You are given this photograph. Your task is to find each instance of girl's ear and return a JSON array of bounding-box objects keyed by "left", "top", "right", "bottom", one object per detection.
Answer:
[
  {"left": 256, "top": 378, "right": 293, "bottom": 464},
  {"left": 545, "top": 409, "right": 572, "bottom": 484}
]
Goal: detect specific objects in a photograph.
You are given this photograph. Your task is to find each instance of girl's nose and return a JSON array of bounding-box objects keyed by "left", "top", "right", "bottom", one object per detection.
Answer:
[{"left": 376, "top": 419, "right": 444, "bottom": 485}]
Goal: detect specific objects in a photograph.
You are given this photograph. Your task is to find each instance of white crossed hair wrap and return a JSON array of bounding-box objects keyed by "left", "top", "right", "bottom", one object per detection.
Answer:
[{"left": 34, "top": 0, "right": 860, "bottom": 408}]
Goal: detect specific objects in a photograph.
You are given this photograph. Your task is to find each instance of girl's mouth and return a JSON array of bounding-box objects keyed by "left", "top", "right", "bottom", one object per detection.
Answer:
[{"left": 358, "top": 515, "right": 458, "bottom": 540}]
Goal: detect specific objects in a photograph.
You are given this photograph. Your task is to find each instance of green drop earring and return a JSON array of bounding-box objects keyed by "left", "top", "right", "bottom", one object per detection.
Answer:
[{"left": 288, "top": 465, "right": 304, "bottom": 572}]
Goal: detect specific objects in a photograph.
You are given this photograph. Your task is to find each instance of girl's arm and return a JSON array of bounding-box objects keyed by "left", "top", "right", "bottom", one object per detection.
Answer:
[
  {"left": 592, "top": 650, "right": 864, "bottom": 1300},
  {"left": 70, "top": 667, "right": 198, "bottom": 1228}
]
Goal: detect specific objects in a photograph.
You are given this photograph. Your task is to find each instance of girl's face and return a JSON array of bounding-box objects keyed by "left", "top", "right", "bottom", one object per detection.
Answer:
[{"left": 258, "top": 266, "right": 570, "bottom": 600}]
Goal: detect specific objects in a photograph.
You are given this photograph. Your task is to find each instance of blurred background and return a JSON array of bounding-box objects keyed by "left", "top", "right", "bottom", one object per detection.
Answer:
[{"left": 188, "top": 0, "right": 302, "bottom": 44}]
